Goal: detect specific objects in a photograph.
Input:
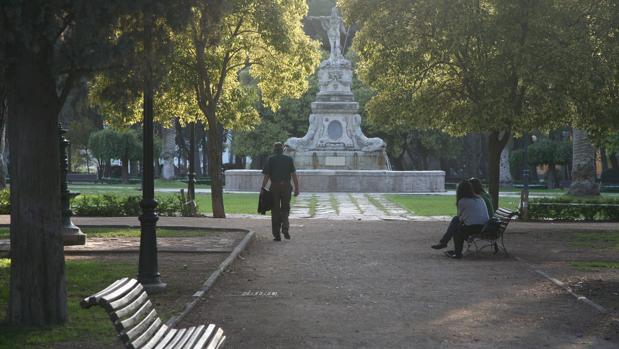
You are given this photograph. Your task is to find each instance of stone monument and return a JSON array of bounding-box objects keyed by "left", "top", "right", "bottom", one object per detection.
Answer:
[
  {"left": 224, "top": 7, "right": 445, "bottom": 193},
  {"left": 285, "top": 7, "right": 390, "bottom": 170}
]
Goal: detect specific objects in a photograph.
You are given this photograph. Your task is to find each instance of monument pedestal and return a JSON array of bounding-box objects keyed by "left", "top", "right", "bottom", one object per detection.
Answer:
[
  {"left": 225, "top": 169, "right": 445, "bottom": 193},
  {"left": 288, "top": 150, "right": 389, "bottom": 170}
]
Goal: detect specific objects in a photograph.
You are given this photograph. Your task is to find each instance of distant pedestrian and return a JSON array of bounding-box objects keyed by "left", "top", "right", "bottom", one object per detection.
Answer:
[{"left": 261, "top": 142, "right": 300, "bottom": 241}]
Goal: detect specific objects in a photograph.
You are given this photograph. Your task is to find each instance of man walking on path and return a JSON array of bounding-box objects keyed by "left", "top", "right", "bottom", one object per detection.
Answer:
[{"left": 262, "top": 142, "right": 299, "bottom": 241}]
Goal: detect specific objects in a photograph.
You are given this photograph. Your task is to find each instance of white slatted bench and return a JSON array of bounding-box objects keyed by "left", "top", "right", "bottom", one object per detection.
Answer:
[
  {"left": 81, "top": 278, "right": 225, "bottom": 349},
  {"left": 466, "top": 208, "right": 518, "bottom": 255}
]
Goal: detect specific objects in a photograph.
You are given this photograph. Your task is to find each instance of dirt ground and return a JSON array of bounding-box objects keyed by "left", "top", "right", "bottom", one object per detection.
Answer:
[
  {"left": 20, "top": 216, "right": 619, "bottom": 349},
  {"left": 178, "top": 218, "right": 619, "bottom": 349}
]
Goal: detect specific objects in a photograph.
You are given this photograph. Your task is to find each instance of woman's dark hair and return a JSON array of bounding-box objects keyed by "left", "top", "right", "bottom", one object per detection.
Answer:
[
  {"left": 456, "top": 179, "right": 475, "bottom": 204},
  {"left": 273, "top": 142, "right": 284, "bottom": 155},
  {"left": 469, "top": 178, "right": 485, "bottom": 195}
]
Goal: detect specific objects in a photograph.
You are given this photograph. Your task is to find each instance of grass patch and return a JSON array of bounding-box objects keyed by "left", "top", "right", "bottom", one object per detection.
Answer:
[
  {"left": 0, "top": 258, "right": 134, "bottom": 348},
  {"left": 195, "top": 192, "right": 258, "bottom": 215},
  {"left": 0, "top": 227, "right": 217, "bottom": 239},
  {"left": 569, "top": 231, "right": 619, "bottom": 251},
  {"left": 365, "top": 194, "right": 389, "bottom": 215},
  {"left": 570, "top": 260, "right": 619, "bottom": 271},
  {"left": 348, "top": 194, "right": 363, "bottom": 214},
  {"left": 308, "top": 195, "right": 317, "bottom": 218},
  {"left": 385, "top": 194, "right": 520, "bottom": 216},
  {"left": 329, "top": 194, "right": 340, "bottom": 215}
]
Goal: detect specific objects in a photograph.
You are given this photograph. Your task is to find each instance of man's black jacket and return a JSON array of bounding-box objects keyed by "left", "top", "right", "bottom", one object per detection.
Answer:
[{"left": 258, "top": 188, "right": 272, "bottom": 214}]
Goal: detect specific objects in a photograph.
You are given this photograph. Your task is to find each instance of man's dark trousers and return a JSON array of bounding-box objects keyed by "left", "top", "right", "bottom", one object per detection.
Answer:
[
  {"left": 454, "top": 224, "right": 485, "bottom": 255},
  {"left": 271, "top": 181, "right": 292, "bottom": 239}
]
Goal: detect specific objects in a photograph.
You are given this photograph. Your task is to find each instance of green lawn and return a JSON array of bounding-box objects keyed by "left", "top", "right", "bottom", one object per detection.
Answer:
[
  {"left": 385, "top": 194, "right": 520, "bottom": 216},
  {"left": 569, "top": 231, "right": 619, "bottom": 251},
  {"left": 0, "top": 258, "right": 134, "bottom": 348},
  {"left": 194, "top": 192, "right": 259, "bottom": 215},
  {"left": 568, "top": 232, "right": 619, "bottom": 272},
  {"left": 570, "top": 260, "right": 619, "bottom": 271}
]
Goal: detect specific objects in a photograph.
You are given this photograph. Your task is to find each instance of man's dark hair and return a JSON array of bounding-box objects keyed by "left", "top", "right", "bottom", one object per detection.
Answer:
[
  {"left": 469, "top": 178, "right": 486, "bottom": 195},
  {"left": 273, "top": 142, "right": 284, "bottom": 154}
]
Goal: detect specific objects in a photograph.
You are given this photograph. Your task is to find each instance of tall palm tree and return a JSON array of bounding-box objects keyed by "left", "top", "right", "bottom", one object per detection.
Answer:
[{"left": 568, "top": 128, "right": 600, "bottom": 196}]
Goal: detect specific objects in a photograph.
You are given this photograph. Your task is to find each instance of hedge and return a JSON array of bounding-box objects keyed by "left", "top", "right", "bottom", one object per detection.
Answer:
[
  {"left": 528, "top": 196, "right": 619, "bottom": 221},
  {"left": 0, "top": 189, "right": 196, "bottom": 217}
]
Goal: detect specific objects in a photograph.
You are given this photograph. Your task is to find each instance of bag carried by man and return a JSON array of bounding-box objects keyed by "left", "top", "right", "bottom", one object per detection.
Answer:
[{"left": 258, "top": 187, "right": 273, "bottom": 215}]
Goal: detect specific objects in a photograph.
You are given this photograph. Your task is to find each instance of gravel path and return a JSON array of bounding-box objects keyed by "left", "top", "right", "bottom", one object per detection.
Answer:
[{"left": 180, "top": 219, "right": 618, "bottom": 349}]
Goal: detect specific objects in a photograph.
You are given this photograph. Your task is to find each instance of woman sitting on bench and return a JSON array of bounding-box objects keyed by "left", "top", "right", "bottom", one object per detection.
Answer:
[{"left": 431, "top": 179, "right": 489, "bottom": 259}]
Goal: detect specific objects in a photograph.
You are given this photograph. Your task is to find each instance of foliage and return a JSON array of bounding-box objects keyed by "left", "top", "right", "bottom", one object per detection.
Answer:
[
  {"left": 88, "top": 128, "right": 121, "bottom": 166},
  {"left": 340, "top": 0, "right": 595, "bottom": 206},
  {"left": 178, "top": 0, "right": 321, "bottom": 217},
  {"left": 528, "top": 196, "right": 619, "bottom": 221},
  {"left": 0, "top": 189, "right": 8, "bottom": 214},
  {"left": 117, "top": 129, "right": 142, "bottom": 162},
  {"left": 87, "top": 128, "right": 142, "bottom": 179},
  {"left": 71, "top": 193, "right": 196, "bottom": 217},
  {"left": 232, "top": 76, "right": 319, "bottom": 159},
  {"left": 510, "top": 138, "right": 572, "bottom": 169},
  {"left": 565, "top": 3, "right": 619, "bottom": 142},
  {"left": 342, "top": 0, "right": 576, "bottom": 135}
]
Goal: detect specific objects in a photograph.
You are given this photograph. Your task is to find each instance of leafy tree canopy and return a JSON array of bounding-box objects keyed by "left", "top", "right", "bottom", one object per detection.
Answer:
[{"left": 341, "top": 0, "right": 583, "bottom": 137}]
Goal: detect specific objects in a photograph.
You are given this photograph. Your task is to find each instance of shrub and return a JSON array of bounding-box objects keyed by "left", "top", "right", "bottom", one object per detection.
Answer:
[
  {"left": 528, "top": 196, "right": 619, "bottom": 221},
  {"left": 0, "top": 190, "right": 198, "bottom": 217},
  {"left": 0, "top": 189, "right": 9, "bottom": 214},
  {"left": 71, "top": 193, "right": 194, "bottom": 217}
]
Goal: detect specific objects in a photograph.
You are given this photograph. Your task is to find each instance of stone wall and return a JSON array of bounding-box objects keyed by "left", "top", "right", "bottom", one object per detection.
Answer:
[{"left": 225, "top": 169, "right": 445, "bottom": 193}]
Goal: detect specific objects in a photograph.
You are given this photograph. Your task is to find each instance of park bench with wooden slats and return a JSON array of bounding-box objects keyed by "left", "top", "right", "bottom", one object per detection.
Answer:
[
  {"left": 466, "top": 207, "right": 518, "bottom": 255},
  {"left": 80, "top": 278, "right": 225, "bottom": 349}
]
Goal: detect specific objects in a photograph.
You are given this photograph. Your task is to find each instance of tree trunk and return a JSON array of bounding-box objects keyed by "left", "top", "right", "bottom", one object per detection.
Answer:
[
  {"left": 105, "top": 159, "right": 112, "bottom": 178},
  {"left": 600, "top": 147, "right": 608, "bottom": 172},
  {"left": 130, "top": 160, "right": 139, "bottom": 179},
  {"left": 121, "top": 156, "right": 129, "bottom": 184},
  {"left": 568, "top": 128, "right": 600, "bottom": 196},
  {"left": 609, "top": 152, "right": 618, "bottom": 169},
  {"left": 546, "top": 164, "right": 558, "bottom": 189},
  {"left": 206, "top": 121, "right": 225, "bottom": 218},
  {"left": 499, "top": 137, "right": 512, "bottom": 186},
  {"left": 0, "top": 108, "right": 7, "bottom": 189},
  {"left": 7, "top": 46, "right": 66, "bottom": 325},
  {"left": 487, "top": 131, "right": 511, "bottom": 210},
  {"left": 0, "top": 73, "right": 7, "bottom": 189}
]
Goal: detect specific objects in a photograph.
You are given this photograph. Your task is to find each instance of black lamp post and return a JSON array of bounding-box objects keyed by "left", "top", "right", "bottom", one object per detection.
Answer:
[
  {"left": 59, "top": 124, "right": 86, "bottom": 245},
  {"left": 138, "top": 10, "right": 166, "bottom": 292},
  {"left": 520, "top": 132, "right": 530, "bottom": 220}
]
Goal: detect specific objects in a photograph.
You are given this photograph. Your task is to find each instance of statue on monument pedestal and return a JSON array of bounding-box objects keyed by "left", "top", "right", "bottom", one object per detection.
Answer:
[
  {"left": 351, "top": 115, "right": 386, "bottom": 152},
  {"left": 326, "top": 7, "right": 343, "bottom": 62},
  {"left": 285, "top": 115, "right": 318, "bottom": 151}
]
